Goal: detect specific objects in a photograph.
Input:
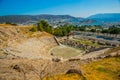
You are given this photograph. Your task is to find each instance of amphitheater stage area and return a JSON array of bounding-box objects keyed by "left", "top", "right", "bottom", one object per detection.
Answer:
[{"left": 50, "top": 45, "right": 83, "bottom": 59}]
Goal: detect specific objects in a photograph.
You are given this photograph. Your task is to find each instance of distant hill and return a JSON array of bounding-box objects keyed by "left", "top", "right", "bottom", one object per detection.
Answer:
[
  {"left": 0, "top": 15, "right": 83, "bottom": 25},
  {"left": 0, "top": 14, "right": 101, "bottom": 26},
  {"left": 0, "top": 13, "right": 120, "bottom": 26},
  {"left": 87, "top": 13, "right": 120, "bottom": 22}
]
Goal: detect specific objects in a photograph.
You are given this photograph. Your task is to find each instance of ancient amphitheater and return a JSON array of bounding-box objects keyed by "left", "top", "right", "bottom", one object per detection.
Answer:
[
  {"left": 0, "top": 25, "right": 120, "bottom": 80},
  {"left": 0, "top": 25, "right": 119, "bottom": 61},
  {"left": 0, "top": 25, "right": 86, "bottom": 60}
]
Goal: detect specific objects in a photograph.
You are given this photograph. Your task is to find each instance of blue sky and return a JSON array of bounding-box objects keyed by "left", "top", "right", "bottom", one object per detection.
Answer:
[{"left": 0, "top": 0, "right": 120, "bottom": 17}]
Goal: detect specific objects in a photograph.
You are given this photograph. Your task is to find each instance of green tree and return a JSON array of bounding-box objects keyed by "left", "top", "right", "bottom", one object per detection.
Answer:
[
  {"left": 66, "top": 25, "right": 73, "bottom": 33},
  {"left": 53, "top": 28, "right": 63, "bottom": 36},
  {"left": 31, "top": 20, "right": 74, "bottom": 37},
  {"left": 5, "top": 22, "right": 11, "bottom": 24},
  {"left": 101, "top": 29, "right": 110, "bottom": 36},
  {"left": 110, "top": 28, "right": 120, "bottom": 37},
  {"left": 101, "top": 29, "right": 110, "bottom": 34},
  {"left": 90, "top": 29, "right": 96, "bottom": 32},
  {"left": 37, "top": 20, "right": 51, "bottom": 32},
  {"left": 79, "top": 27, "right": 86, "bottom": 31},
  {"left": 37, "top": 22, "right": 44, "bottom": 31}
]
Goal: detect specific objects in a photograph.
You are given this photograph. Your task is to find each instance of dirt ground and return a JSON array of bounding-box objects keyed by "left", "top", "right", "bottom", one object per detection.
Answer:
[{"left": 50, "top": 45, "right": 83, "bottom": 59}]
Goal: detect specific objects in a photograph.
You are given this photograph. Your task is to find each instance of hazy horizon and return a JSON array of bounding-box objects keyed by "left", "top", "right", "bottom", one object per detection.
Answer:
[
  {"left": 1, "top": 13, "right": 120, "bottom": 18},
  {"left": 0, "top": 0, "right": 120, "bottom": 17}
]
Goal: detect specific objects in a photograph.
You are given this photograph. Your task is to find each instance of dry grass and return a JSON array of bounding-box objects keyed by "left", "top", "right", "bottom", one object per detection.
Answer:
[
  {"left": 18, "top": 25, "right": 35, "bottom": 37},
  {"left": 31, "top": 31, "right": 52, "bottom": 38},
  {"left": 43, "top": 73, "right": 83, "bottom": 80},
  {"left": 47, "top": 57, "right": 120, "bottom": 80},
  {"left": 0, "top": 24, "right": 12, "bottom": 27},
  {"left": 82, "top": 57, "right": 120, "bottom": 80}
]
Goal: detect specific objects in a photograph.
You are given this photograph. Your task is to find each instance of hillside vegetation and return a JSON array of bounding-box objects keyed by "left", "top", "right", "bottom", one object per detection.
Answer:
[{"left": 45, "top": 57, "right": 120, "bottom": 80}]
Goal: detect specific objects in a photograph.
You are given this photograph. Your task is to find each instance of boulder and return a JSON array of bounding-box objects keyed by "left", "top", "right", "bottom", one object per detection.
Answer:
[
  {"left": 68, "top": 58, "right": 80, "bottom": 61},
  {"left": 52, "top": 58, "right": 61, "bottom": 62},
  {"left": 66, "top": 69, "right": 83, "bottom": 76},
  {"left": 13, "top": 64, "right": 21, "bottom": 72}
]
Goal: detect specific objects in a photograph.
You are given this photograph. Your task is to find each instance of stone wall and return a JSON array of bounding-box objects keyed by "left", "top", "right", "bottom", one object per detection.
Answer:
[
  {"left": 60, "top": 39, "right": 107, "bottom": 54},
  {"left": 73, "top": 36, "right": 120, "bottom": 47},
  {"left": 73, "top": 31, "right": 120, "bottom": 39}
]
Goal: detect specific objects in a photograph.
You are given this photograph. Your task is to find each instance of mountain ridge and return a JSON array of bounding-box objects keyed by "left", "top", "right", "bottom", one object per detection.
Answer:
[
  {"left": 0, "top": 13, "right": 120, "bottom": 25},
  {"left": 87, "top": 13, "right": 120, "bottom": 22}
]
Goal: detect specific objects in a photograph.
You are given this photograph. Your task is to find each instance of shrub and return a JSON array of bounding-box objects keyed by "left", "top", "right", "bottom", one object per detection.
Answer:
[{"left": 29, "top": 27, "right": 37, "bottom": 32}]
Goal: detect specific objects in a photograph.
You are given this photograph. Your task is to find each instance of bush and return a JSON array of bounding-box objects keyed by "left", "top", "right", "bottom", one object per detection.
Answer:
[
  {"left": 29, "top": 27, "right": 37, "bottom": 32},
  {"left": 30, "top": 20, "right": 73, "bottom": 37},
  {"left": 90, "top": 29, "right": 96, "bottom": 32}
]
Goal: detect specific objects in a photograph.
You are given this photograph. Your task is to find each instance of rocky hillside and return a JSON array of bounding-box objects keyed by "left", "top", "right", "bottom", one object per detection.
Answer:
[
  {"left": 0, "top": 24, "right": 120, "bottom": 80},
  {"left": 0, "top": 24, "right": 25, "bottom": 54},
  {"left": 45, "top": 57, "right": 120, "bottom": 80},
  {"left": 0, "top": 24, "right": 58, "bottom": 59}
]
